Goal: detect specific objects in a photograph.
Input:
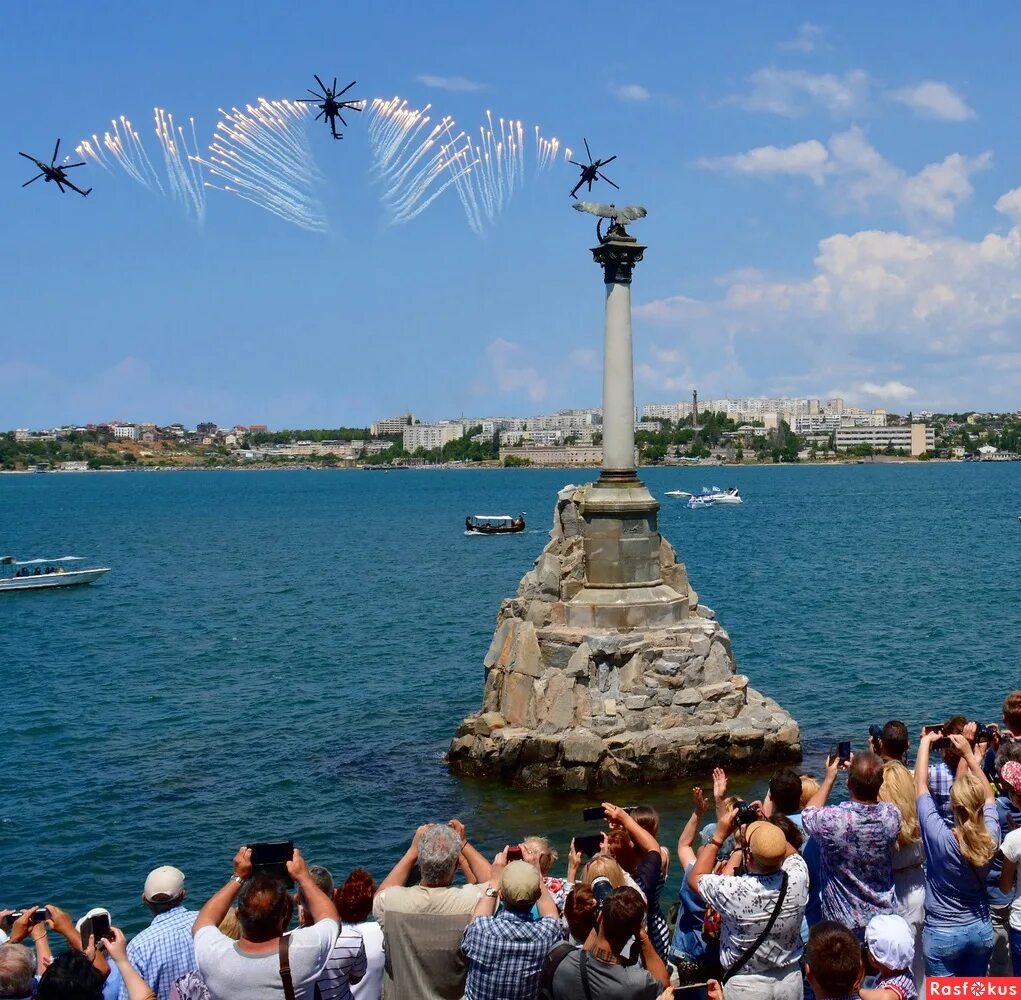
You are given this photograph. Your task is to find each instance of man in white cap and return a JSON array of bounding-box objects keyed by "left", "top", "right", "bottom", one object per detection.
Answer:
[
  {"left": 119, "top": 865, "right": 197, "bottom": 1000},
  {"left": 461, "top": 845, "right": 563, "bottom": 1000}
]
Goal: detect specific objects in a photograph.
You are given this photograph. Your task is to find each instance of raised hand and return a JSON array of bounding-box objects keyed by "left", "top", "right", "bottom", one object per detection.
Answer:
[
  {"left": 448, "top": 818, "right": 467, "bottom": 844},
  {"left": 100, "top": 926, "right": 129, "bottom": 963},
  {"left": 233, "top": 846, "right": 253, "bottom": 880},
  {"left": 692, "top": 786, "right": 708, "bottom": 816},
  {"left": 286, "top": 847, "right": 309, "bottom": 882}
]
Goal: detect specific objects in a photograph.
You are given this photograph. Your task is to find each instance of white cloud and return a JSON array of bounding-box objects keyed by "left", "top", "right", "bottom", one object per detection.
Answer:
[
  {"left": 888, "top": 81, "right": 974, "bottom": 122},
  {"left": 483, "top": 338, "right": 548, "bottom": 401},
  {"left": 853, "top": 381, "right": 918, "bottom": 400},
  {"left": 416, "top": 74, "right": 488, "bottom": 93},
  {"left": 729, "top": 67, "right": 869, "bottom": 117},
  {"left": 634, "top": 221, "right": 1021, "bottom": 408},
  {"left": 698, "top": 126, "right": 991, "bottom": 229},
  {"left": 697, "top": 139, "right": 830, "bottom": 185},
  {"left": 608, "top": 82, "right": 650, "bottom": 102},
  {"left": 995, "top": 187, "right": 1021, "bottom": 221},
  {"left": 778, "top": 22, "right": 826, "bottom": 54},
  {"left": 900, "top": 152, "right": 992, "bottom": 227}
]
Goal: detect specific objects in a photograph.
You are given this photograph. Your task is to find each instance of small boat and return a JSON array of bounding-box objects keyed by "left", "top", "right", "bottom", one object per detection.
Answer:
[
  {"left": 687, "top": 496, "right": 713, "bottom": 509},
  {"left": 0, "top": 555, "right": 110, "bottom": 592},
  {"left": 465, "top": 513, "right": 526, "bottom": 535},
  {"left": 668, "top": 486, "right": 743, "bottom": 505}
]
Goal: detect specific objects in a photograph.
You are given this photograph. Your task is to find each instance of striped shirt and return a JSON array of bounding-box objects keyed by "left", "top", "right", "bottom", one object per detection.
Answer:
[
  {"left": 314, "top": 924, "right": 367, "bottom": 1000},
  {"left": 121, "top": 907, "right": 198, "bottom": 1000}
]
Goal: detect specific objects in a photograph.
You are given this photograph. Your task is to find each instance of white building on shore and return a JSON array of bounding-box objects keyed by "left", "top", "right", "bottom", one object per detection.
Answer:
[
  {"left": 403, "top": 421, "right": 465, "bottom": 452},
  {"left": 834, "top": 423, "right": 934, "bottom": 456}
]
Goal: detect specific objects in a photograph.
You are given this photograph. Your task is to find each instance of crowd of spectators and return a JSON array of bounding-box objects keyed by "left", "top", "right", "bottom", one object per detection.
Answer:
[{"left": 4, "top": 690, "right": 1021, "bottom": 1000}]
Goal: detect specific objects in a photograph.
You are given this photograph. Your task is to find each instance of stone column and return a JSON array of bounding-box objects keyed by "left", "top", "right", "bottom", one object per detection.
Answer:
[
  {"left": 565, "top": 223, "right": 687, "bottom": 630},
  {"left": 594, "top": 232, "right": 644, "bottom": 482}
]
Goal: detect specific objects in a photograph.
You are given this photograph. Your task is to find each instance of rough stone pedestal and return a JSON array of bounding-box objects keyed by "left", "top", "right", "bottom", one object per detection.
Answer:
[{"left": 446, "top": 487, "right": 802, "bottom": 790}]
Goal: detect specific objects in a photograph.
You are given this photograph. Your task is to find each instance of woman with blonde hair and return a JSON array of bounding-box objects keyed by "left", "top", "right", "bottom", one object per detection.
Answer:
[
  {"left": 914, "top": 728, "right": 1000, "bottom": 976},
  {"left": 880, "top": 760, "right": 925, "bottom": 985}
]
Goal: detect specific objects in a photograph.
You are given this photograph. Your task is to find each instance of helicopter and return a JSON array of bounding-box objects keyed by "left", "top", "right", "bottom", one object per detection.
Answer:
[
  {"left": 569, "top": 139, "right": 618, "bottom": 199},
  {"left": 297, "top": 75, "right": 361, "bottom": 139},
  {"left": 20, "top": 139, "right": 91, "bottom": 197}
]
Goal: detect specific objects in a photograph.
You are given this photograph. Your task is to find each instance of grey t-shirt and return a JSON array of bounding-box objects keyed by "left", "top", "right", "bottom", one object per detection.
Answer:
[
  {"left": 551, "top": 949, "right": 660, "bottom": 1000},
  {"left": 194, "top": 920, "right": 338, "bottom": 1000}
]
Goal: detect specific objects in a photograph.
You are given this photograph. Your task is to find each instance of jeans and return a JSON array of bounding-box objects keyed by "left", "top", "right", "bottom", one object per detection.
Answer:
[
  {"left": 724, "top": 964, "right": 803, "bottom": 1000},
  {"left": 1008, "top": 926, "right": 1021, "bottom": 978},
  {"left": 923, "top": 921, "right": 994, "bottom": 978},
  {"left": 991, "top": 904, "right": 1014, "bottom": 976}
]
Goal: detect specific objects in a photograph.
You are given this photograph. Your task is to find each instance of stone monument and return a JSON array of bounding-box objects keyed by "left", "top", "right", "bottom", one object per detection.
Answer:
[{"left": 447, "top": 205, "right": 800, "bottom": 790}]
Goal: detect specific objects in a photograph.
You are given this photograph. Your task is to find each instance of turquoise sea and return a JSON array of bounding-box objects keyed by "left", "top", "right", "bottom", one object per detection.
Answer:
[{"left": 1, "top": 463, "right": 1019, "bottom": 930}]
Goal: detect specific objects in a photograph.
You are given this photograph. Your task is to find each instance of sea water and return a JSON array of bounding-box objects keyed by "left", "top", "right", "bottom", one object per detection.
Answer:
[{"left": 1, "top": 463, "right": 1018, "bottom": 928}]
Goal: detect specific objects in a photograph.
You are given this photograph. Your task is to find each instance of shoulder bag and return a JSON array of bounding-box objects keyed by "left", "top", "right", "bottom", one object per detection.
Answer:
[
  {"left": 721, "top": 870, "right": 789, "bottom": 983},
  {"left": 279, "top": 935, "right": 298, "bottom": 1000}
]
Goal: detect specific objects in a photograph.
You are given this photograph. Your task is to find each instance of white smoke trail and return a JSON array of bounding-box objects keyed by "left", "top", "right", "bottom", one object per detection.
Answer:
[
  {"left": 154, "top": 109, "right": 207, "bottom": 224},
  {"left": 368, "top": 96, "right": 567, "bottom": 234},
  {"left": 192, "top": 99, "right": 326, "bottom": 232}
]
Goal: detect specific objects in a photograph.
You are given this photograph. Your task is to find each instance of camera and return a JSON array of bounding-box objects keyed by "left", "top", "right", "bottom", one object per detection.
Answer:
[
  {"left": 974, "top": 723, "right": 994, "bottom": 742},
  {"left": 734, "top": 800, "right": 760, "bottom": 826},
  {"left": 591, "top": 875, "right": 614, "bottom": 909},
  {"left": 1, "top": 908, "right": 49, "bottom": 928}
]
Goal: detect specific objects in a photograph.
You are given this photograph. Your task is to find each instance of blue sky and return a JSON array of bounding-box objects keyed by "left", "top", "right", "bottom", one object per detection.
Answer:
[{"left": 4, "top": 1, "right": 1021, "bottom": 428}]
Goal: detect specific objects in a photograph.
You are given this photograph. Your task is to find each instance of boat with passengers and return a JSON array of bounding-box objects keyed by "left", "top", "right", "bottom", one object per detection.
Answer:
[
  {"left": 0, "top": 556, "right": 110, "bottom": 592},
  {"left": 665, "top": 486, "right": 743, "bottom": 505},
  {"left": 464, "top": 513, "right": 526, "bottom": 535}
]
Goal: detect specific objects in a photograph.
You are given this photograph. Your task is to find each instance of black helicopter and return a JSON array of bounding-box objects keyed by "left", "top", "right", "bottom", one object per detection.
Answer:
[
  {"left": 297, "top": 75, "right": 361, "bottom": 139},
  {"left": 20, "top": 139, "right": 91, "bottom": 197},
  {"left": 569, "top": 139, "right": 618, "bottom": 199}
]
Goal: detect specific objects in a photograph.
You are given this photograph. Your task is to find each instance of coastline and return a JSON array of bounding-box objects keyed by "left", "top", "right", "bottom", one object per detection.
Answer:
[{"left": 0, "top": 457, "right": 972, "bottom": 476}]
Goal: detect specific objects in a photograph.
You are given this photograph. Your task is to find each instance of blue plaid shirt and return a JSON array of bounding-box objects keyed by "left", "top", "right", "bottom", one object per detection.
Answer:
[
  {"left": 120, "top": 906, "right": 198, "bottom": 1000},
  {"left": 461, "top": 909, "right": 563, "bottom": 1000},
  {"left": 928, "top": 761, "right": 956, "bottom": 826}
]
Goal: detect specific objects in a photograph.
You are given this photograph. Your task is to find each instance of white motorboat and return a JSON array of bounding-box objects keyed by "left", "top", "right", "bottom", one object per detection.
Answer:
[
  {"left": 687, "top": 496, "right": 713, "bottom": 509},
  {"left": 667, "top": 486, "right": 743, "bottom": 505},
  {"left": 0, "top": 556, "right": 110, "bottom": 592}
]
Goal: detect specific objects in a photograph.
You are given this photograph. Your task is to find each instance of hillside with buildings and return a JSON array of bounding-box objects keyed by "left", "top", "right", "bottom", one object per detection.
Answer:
[{"left": 3, "top": 399, "right": 1020, "bottom": 471}]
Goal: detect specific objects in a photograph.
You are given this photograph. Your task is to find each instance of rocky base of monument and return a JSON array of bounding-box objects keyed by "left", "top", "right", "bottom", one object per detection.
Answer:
[{"left": 446, "top": 487, "right": 801, "bottom": 790}]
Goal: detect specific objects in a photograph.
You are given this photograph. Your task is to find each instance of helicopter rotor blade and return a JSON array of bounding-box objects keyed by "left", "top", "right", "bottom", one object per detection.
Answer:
[
  {"left": 315, "top": 110, "right": 325, "bottom": 121},
  {"left": 55, "top": 178, "right": 67, "bottom": 193},
  {"left": 295, "top": 98, "right": 317, "bottom": 103},
  {"left": 332, "top": 77, "right": 338, "bottom": 94},
  {"left": 337, "top": 80, "right": 356, "bottom": 97},
  {"left": 313, "top": 74, "right": 328, "bottom": 94},
  {"left": 597, "top": 173, "right": 620, "bottom": 189},
  {"left": 52, "top": 138, "right": 61, "bottom": 165},
  {"left": 307, "top": 88, "right": 325, "bottom": 99},
  {"left": 336, "top": 113, "right": 348, "bottom": 127},
  {"left": 63, "top": 161, "right": 87, "bottom": 169},
  {"left": 22, "top": 172, "right": 44, "bottom": 187},
  {"left": 19, "top": 152, "right": 40, "bottom": 163},
  {"left": 599, "top": 155, "right": 617, "bottom": 166},
  {"left": 583, "top": 138, "right": 592, "bottom": 162},
  {"left": 569, "top": 160, "right": 583, "bottom": 168}
]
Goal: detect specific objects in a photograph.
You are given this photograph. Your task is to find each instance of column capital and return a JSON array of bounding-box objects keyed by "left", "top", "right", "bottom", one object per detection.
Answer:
[{"left": 591, "top": 236, "right": 647, "bottom": 286}]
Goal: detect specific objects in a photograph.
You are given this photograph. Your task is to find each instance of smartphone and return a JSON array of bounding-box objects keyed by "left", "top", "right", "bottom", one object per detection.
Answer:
[
  {"left": 923, "top": 724, "right": 944, "bottom": 735},
  {"left": 90, "top": 911, "right": 112, "bottom": 943},
  {"left": 582, "top": 805, "right": 637, "bottom": 822},
  {"left": 573, "top": 833, "right": 603, "bottom": 857},
  {"left": 506, "top": 846, "right": 523, "bottom": 862},
  {"left": 837, "top": 741, "right": 851, "bottom": 763},
  {"left": 250, "top": 840, "right": 295, "bottom": 886},
  {"left": 932, "top": 737, "right": 952, "bottom": 751}
]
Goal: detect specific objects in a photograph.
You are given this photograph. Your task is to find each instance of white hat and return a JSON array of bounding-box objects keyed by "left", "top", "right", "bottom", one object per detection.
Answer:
[
  {"left": 144, "top": 865, "right": 186, "bottom": 901},
  {"left": 866, "top": 913, "right": 914, "bottom": 970}
]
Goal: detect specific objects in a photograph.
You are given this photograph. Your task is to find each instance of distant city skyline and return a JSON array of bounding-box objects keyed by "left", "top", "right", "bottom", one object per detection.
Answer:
[{"left": 5, "top": 3, "right": 1021, "bottom": 427}]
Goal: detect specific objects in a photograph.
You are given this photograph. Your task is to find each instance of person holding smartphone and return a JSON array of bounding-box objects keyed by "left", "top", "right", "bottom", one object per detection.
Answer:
[
  {"left": 801, "top": 750, "right": 900, "bottom": 941},
  {"left": 914, "top": 729, "right": 999, "bottom": 977}
]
